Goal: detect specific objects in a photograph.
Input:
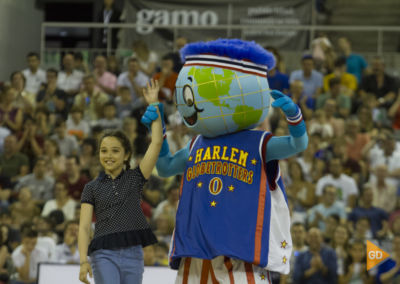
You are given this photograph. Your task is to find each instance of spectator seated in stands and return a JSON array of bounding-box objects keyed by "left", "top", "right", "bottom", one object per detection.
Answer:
[
  {"left": 308, "top": 109, "right": 334, "bottom": 140},
  {"left": 73, "top": 52, "right": 89, "bottom": 74},
  {"left": 348, "top": 186, "right": 389, "bottom": 239},
  {"left": 36, "top": 68, "right": 69, "bottom": 118},
  {"left": 31, "top": 217, "right": 57, "bottom": 257},
  {"left": 289, "top": 54, "right": 323, "bottom": 101},
  {"left": 293, "top": 227, "right": 337, "bottom": 284},
  {"left": 143, "top": 245, "right": 157, "bottom": 267},
  {"left": 323, "top": 56, "right": 357, "bottom": 97},
  {"left": 79, "top": 138, "right": 98, "bottom": 177},
  {"left": 9, "top": 187, "right": 40, "bottom": 229},
  {"left": 322, "top": 98, "right": 345, "bottom": 137},
  {"left": 0, "top": 216, "right": 21, "bottom": 251},
  {"left": 58, "top": 155, "right": 89, "bottom": 201},
  {"left": 0, "top": 134, "right": 29, "bottom": 195},
  {"left": 153, "top": 213, "right": 174, "bottom": 245},
  {"left": 341, "top": 241, "right": 373, "bottom": 283},
  {"left": 366, "top": 129, "right": 400, "bottom": 189},
  {"left": 265, "top": 46, "right": 290, "bottom": 94},
  {"left": 11, "top": 228, "right": 49, "bottom": 284},
  {"left": 131, "top": 40, "right": 158, "bottom": 77},
  {"left": 359, "top": 56, "right": 397, "bottom": 110},
  {"left": 280, "top": 222, "right": 308, "bottom": 284},
  {"left": 343, "top": 117, "right": 370, "bottom": 162},
  {"left": 15, "top": 116, "right": 45, "bottom": 165},
  {"left": 308, "top": 184, "right": 346, "bottom": 232},
  {"left": 50, "top": 118, "right": 79, "bottom": 157},
  {"left": 153, "top": 183, "right": 179, "bottom": 223},
  {"left": 74, "top": 74, "right": 110, "bottom": 122},
  {"left": 66, "top": 106, "right": 90, "bottom": 142},
  {"left": 42, "top": 181, "right": 76, "bottom": 221},
  {"left": 153, "top": 242, "right": 169, "bottom": 267},
  {"left": 286, "top": 159, "right": 316, "bottom": 210},
  {"left": 22, "top": 52, "right": 46, "bottom": 95},
  {"left": 15, "top": 156, "right": 55, "bottom": 205},
  {"left": 55, "top": 220, "right": 79, "bottom": 264},
  {"left": 316, "top": 157, "right": 359, "bottom": 209},
  {"left": 117, "top": 57, "right": 149, "bottom": 106},
  {"left": 0, "top": 86, "right": 23, "bottom": 133},
  {"left": 115, "top": 86, "right": 135, "bottom": 119},
  {"left": 330, "top": 224, "right": 350, "bottom": 278},
  {"left": 94, "top": 101, "right": 122, "bottom": 130},
  {"left": 57, "top": 53, "right": 84, "bottom": 97},
  {"left": 316, "top": 77, "right": 352, "bottom": 119},
  {"left": 337, "top": 37, "right": 367, "bottom": 83},
  {"left": 152, "top": 54, "right": 178, "bottom": 108},
  {"left": 10, "top": 71, "right": 35, "bottom": 115},
  {"left": 368, "top": 165, "right": 398, "bottom": 213},
  {"left": 93, "top": 55, "right": 117, "bottom": 96},
  {"left": 0, "top": 225, "right": 12, "bottom": 284},
  {"left": 42, "top": 138, "right": 66, "bottom": 179},
  {"left": 287, "top": 80, "right": 314, "bottom": 119}
]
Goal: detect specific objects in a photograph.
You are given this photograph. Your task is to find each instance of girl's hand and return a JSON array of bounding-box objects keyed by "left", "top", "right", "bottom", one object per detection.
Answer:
[
  {"left": 79, "top": 262, "right": 93, "bottom": 284},
  {"left": 143, "top": 79, "right": 160, "bottom": 105}
]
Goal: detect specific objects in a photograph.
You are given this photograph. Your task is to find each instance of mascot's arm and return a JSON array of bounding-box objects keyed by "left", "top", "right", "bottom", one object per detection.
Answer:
[
  {"left": 156, "top": 140, "right": 190, "bottom": 177},
  {"left": 266, "top": 90, "right": 308, "bottom": 162},
  {"left": 142, "top": 101, "right": 190, "bottom": 177}
]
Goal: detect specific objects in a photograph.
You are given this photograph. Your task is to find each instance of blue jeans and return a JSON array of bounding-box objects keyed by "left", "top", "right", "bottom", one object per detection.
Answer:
[{"left": 91, "top": 246, "right": 144, "bottom": 284}]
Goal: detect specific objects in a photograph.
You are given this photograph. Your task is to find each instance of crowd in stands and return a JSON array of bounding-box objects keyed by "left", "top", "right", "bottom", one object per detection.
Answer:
[{"left": 0, "top": 31, "right": 399, "bottom": 283}]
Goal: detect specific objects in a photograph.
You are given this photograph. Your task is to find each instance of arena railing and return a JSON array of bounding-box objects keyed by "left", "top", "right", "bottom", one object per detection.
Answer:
[{"left": 40, "top": 22, "right": 400, "bottom": 75}]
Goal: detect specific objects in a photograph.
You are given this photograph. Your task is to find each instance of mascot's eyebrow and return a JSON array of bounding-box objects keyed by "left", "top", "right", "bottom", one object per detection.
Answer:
[{"left": 188, "top": 77, "right": 193, "bottom": 82}]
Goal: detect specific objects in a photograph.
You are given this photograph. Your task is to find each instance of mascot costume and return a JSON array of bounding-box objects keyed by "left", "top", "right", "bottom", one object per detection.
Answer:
[{"left": 142, "top": 39, "right": 308, "bottom": 283}]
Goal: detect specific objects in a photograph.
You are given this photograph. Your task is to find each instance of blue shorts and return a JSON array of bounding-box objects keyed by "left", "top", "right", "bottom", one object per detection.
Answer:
[{"left": 91, "top": 245, "right": 144, "bottom": 284}]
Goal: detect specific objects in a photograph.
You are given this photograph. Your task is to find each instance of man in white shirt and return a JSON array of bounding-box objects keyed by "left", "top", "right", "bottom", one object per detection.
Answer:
[
  {"left": 368, "top": 130, "right": 400, "bottom": 188},
  {"left": 55, "top": 220, "right": 80, "bottom": 264},
  {"left": 12, "top": 229, "right": 48, "bottom": 284},
  {"left": 316, "top": 158, "right": 359, "bottom": 208},
  {"left": 57, "top": 53, "right": 84, "bottom": 96},
  {"left": 117, "top": 57, "right": 149, "bottom": 104},
  {"left": 22, "top": 52, "right": 46, "bottom": 94}
]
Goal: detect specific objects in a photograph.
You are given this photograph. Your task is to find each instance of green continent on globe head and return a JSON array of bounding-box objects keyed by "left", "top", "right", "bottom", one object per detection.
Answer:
[
  {"left": 232, "top": 105, "right": 262, "bottom": 130},
  {"left": 187, "top": 66, "right": 233, "bottom": 108},
  {"left": 188, "top": 66, "right": 264, "bottom": 131}
]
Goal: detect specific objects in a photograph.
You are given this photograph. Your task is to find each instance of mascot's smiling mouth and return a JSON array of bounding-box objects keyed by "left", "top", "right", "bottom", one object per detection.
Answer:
[
  {"left": 181, "top": 83, "right": 203, "bottom": 126},
  {"left": 184, "top": 112, "right": 198, "bottom": 125}
]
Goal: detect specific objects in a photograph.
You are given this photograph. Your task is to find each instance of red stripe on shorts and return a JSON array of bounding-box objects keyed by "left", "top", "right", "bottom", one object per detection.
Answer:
[
  {"left": 244, "top": 263, "right": 255, "bottom": 284},
  {"left": 182, "top": 257, "right": 191, "bottom": 284},
  {"left": 224, "top": 257, "right": 235, "bottom": 284}
]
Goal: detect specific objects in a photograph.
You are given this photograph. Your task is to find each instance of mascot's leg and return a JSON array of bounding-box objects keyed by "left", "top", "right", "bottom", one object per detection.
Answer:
[{"left": 175, "top": 256, "right": 272, "bottom": 284}]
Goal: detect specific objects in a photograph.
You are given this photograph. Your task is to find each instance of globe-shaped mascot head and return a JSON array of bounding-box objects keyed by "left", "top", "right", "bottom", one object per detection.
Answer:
[{"left": 175, "top": 39, "right": 275, "bottom": 138}]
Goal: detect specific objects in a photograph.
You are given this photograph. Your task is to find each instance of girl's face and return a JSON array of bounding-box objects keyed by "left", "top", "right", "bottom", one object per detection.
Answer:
[
  {"left": 333, "top": 226, "right": 348, "bottom": 246},
  {"left": 350, "top": 243, "right": 365, "bottom": 262},
  {"left": 99, "top": 137, "right": 129, "bottom": 176}
]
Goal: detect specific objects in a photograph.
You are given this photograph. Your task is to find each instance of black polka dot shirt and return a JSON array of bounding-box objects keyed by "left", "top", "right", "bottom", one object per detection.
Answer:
[{"left": 81, "top": 166, "right": 157, "bottom": 255}]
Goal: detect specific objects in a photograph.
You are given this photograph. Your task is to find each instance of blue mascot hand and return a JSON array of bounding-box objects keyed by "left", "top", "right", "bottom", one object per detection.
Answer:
[
  {"left": 270, "top": 90, "right": 299, "bottom": 117},
  {"left": 140, "top": 105, "right": 159, "bottom": 130}
]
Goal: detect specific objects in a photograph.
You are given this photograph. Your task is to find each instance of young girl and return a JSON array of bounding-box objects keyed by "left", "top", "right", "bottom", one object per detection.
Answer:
[{"left": 78, "top": 79, "right": 163, "bottom": 284}]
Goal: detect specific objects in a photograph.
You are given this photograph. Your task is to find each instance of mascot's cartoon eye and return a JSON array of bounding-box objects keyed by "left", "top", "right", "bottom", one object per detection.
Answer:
[{"left": 183, "top": 85, "right": 194, "bottom": 107}]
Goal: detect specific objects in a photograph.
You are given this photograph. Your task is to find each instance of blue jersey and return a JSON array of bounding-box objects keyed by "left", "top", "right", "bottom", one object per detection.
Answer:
[{"left": 169, "top": 130, "right": 292, "bottom": 274}]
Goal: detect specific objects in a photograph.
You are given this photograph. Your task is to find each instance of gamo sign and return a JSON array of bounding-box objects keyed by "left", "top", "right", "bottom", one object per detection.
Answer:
[{"left": 136, "top": 9, "right": 219, "bottom": 34}]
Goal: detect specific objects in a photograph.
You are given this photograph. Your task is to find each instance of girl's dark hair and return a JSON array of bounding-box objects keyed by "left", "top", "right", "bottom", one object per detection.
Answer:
[{"left": 99, "top": 129, "right": 132, "bottom": 170}]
